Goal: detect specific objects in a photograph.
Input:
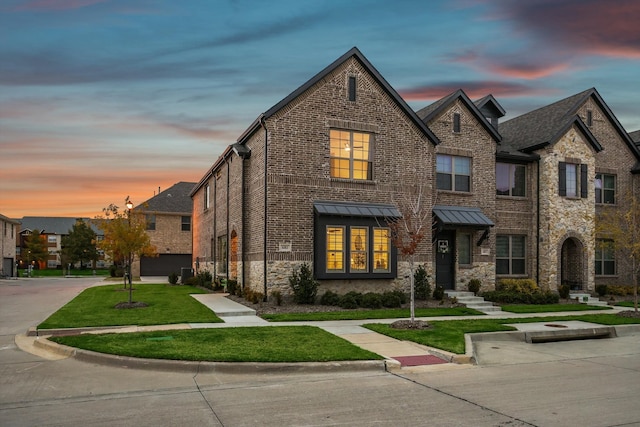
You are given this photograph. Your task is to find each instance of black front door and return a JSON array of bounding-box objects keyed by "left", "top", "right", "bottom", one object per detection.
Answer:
[{"left": 435, "top": 230, "right": 455, "bottom": 290}]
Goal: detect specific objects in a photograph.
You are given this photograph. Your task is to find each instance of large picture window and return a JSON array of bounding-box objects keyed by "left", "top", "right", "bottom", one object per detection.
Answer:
[
  {"left": 595, "top": 173, "right": 615, "bottom": 204},
  {"left": 496, "top": 235, "right": 526, "bottom": 275},
  {"left": 496, "top": 163, "right": 526, "bottom": 197},
  {"left": 315, "top": 212, "right": 396, "bottom": 279},
  {"left": 595, "top": 239, "right": 615, "bottom": 276},
  {"left": 330, "top": 130, "right": 372, "bottom": 180},
  {"left": 437, "top": 154, "right": 470, "bottom": 192}
]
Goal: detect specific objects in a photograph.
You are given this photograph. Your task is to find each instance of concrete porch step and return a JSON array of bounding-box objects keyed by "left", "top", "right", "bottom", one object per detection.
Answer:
[
  {"left": 445, "top": 291, "right": 501, "bottom": 313},
  {"left": 570, "top": 293, "right": 609, "bottom": 307}
]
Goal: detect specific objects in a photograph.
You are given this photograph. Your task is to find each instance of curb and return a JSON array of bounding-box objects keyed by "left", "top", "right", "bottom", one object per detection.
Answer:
[{"left": 32, "top": 336, "right": 386, "bottom": 373}]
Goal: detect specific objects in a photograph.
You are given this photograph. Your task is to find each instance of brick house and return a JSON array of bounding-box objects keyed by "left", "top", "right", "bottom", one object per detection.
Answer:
[
  {"left": 134, "top": 182, "right": 195, "bottom": 276},
  {"left": 1, "top": 214, "right": 19, "bottom": 277},
  {"left": 191, "top": 47, "right": 640, "bottom": 297}
]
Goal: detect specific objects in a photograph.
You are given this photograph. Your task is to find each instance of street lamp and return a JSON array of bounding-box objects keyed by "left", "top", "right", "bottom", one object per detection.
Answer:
[{"left": 125, "top": 198, "right": 133, "bottom": 288}]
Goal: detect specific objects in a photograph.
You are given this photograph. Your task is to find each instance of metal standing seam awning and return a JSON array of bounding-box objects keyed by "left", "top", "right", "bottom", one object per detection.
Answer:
[
  {"left": 313, "top": 201, "right": 401, "bottom": 218},
  {"left": 432, "top": 205, "right": 494, "bottom": 245}
]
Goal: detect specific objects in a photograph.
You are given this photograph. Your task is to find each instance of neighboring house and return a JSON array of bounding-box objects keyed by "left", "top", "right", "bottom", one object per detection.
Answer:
[
  {"left": 134, "top": 182, "right": 195, "bottom": 276},
  {"left": 17, "top": 217, "right": 104, "bottom": 269},
  {"left": 191, "top": 47, "right": 640, "bottom": 298},
  {"left": 1, "top": 214, "right": 19, "bottom": 277}
]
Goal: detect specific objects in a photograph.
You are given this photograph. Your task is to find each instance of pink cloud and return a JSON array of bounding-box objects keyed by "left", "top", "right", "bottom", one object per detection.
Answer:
[
  {"left": 14, "top": 0, "right": 107, "bottom": 11},
  {"left": 399, "top": 81, "right": 555, "bottom": 101}
]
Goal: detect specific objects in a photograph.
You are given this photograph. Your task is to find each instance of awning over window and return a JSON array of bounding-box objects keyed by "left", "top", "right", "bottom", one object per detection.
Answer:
[
  {"left": 433, "top": 205, "right": 494, "bottom": 227},
  {"left": 313, "top": 201, "right": 401, "bottom": 218}
]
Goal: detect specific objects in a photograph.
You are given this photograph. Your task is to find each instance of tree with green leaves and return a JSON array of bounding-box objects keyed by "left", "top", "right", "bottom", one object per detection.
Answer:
[
  {"left": 94, "top": 198, "right": 157, "bottom": 305},
  {"left": 23, "top": 229, "right": 48, "bottom": 269},
  {"left": 596, "top": 190, "right": 639, "bottom": 313},
  {"left": 61, "top": 219, "right": 99, "bottom": 269}
]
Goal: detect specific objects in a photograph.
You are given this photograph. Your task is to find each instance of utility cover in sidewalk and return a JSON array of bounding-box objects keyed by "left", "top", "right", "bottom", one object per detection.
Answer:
[{"left": 392, "top": 355, "right": 448, "bottom": 366}]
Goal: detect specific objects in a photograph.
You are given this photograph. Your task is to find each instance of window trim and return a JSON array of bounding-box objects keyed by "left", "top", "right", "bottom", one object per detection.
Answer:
[
  {"left": 348, "top": 76, "right": 356, "bottom": 102},
  {"left": 595, "top": 238, "right": 616, "bottom": 276},
  {"left": 146, "top": 214, "right": 156, "bottom": 231},
  {"left": 496, "top": 162, "right": 526, "bottom": 197},
  {"left": 329, "top": 129, "right": 373, "bottom": 181},
  {"left": 595, "top": 173, "right": 616, "bottom": 205},
  {"left": 453, "top": 113, "right": 461, "bottom": 133},
  {"left": 458, "top": 233, "right": 472, "bottom": 266},
  {"left": 315, "top": 215, "right": 396, "bottom": 280},
  {"left": 181, "top": 216, "right": 191, "bottom": 231},
  {"left": 496, "top": 235, "right": 526, "bottom": 276},
  {"left": 559, "top": 161, "right": 587, "bottom": 198},
  {"left": 436, "top": 154, "right": 471, "bottom": 192}
]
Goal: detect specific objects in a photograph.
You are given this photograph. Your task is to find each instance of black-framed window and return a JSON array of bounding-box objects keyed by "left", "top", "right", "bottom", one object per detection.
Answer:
[
  {"left": 315, "top": 215, "right": 396, "bottom": 279},
  {"left": 559, "top": 162, "right": 587, "bottom": 198},
  {"left": 348, "top": 76, "right": 356, "bottom": 102},
  {"left": 437, "top": 154, "right": 471, "bottom": 192},
  {"left": 595, "top": 239, "right": 615, "bottom": 276},
  {"left": 496, "top": 162, "right": 526, "bottom": 197},
  {"left": 595, "top": 173, "right": 615, "bottom": 204},
  {"left": 181, "top": 216, "right": 191, "bottom": 231},
  {"left": 586, "top": 110, "right": 593, "bottom": 127},
  {"left": 146, "top": 214, "right": 156, "bottom": 231},
  {"left": 204, "top": 183, "right": 210, "bottom": 210},
  {"left": 329, "top": 130, "right": 372, "bottom": 180},
  {"left": 458, "top": 233, "right": 471, "bottom": 265},
  {"left": 496, "top": 235, "right": 526, "bottom": 275}
]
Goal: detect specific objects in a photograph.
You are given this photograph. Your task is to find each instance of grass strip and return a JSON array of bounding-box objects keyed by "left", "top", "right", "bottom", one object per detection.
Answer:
[
  {"left": 500, "top": 303, "right": 611, "bottom": 313},
  {"left": 261, "top": 306, "right": 483, "bottom": 322},
  {"left": 38, "top": 284, "right": 222, "bottom": 329},
  {"left": 50, "top": 326, "right": 383, "bottom": 363},
  {"left": 364, "top": 313, "right": 640, "bottom": 354},
  {"left": 616, "top": 301, "right": 637, "bottom": 308}
]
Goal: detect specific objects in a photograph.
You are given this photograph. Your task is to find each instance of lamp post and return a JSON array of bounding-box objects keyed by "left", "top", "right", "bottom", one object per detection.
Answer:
[{"left": 125, "top": 198, "right": 133, "bottom": 289}]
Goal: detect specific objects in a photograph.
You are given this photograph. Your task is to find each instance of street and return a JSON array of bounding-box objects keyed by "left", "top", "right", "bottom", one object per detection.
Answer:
[{"left": 1, "top": 278, "right": 639, "bottom": 426}]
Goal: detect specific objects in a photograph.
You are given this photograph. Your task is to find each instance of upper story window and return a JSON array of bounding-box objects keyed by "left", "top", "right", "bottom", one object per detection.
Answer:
[
  {"left": 559, "top": 162, "right": 587, "bottom": 198},
  {"left": 437, "top": 154, "right": 470, "bottom": 192},
  {"left": 496, "top": 163, "right": 526, "bottom": 197},
  {"left": 595, "top": 173, "right": 615, "bottom": 204},
  {"left": 329, "top": 130, "right": 372, "bottom": 180},
  {"left": 181, "top": 216, "right": 191, "bottom": 231},
  {"left": 586, "top": 110, "right": 593, "bottom": 127},
  {"left": 204, "top": 183, "right": 210, "bottom": 210},
  {"left": 146, "top": 214, "right": 156, "bottom": 231}
]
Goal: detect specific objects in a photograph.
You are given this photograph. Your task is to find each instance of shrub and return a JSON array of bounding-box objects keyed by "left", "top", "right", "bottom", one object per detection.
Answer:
[
  {"left": 361, "top": 292, "right": 382, "bottom": 309},
  {"left": 338, "top": 293, "right": 359, "bottom": 309},
  {"left": 607, "top": 285, "right": 634, "bottom": 296},
  {"left": 483, "top": 290, "right": 560, "bottom": 304},
  {"left": 168, "top": 272, "right": 179, "bottom": 285},
  {"left": 344, "top": 291, "right": 363, "bottom": 306},
  {"left": 252, "top": 292, "right": 263, "bottom": 304},
  {"left": 271, "top": 290, "right": 283, "bottom": 306},
  {"left": 320, "top": 290, "right": 340, "bottom": 306},
  {"left": 558, "top": 284, "right": 571, "bottom": 299},
  {"left": 497, "top": 278, "right": 539, "bottom": 294},
  {"left": 414, "top": 265, "right": 431, "bottom": 300},
  {"left": 392, "top": 289, "right": 408, "bottom": 304},
  {"left": 468, "top": 279, "right": 481, "bottom": 295},
  {"left": 530, "top": 291, "right": 560, "bottom": 304},
  {"left": 196, "top": 271, "right": 213, "bottom": 289},
  {"left": 433, "top": 285, "right": 445, "bottom": 301},
  {"left": 289, "top": 263, "right": 318, "bottom": 304},
  {"left": 381, "top": 291, "right": 402, "bottom": 308},
  {"left": 226, "top": 279, "right": 238, "bottom": 295},
  {"left": 595, "top": 284, "right": 608, "bottom": 297},
  {"left": 185, "top": 276, "right": 200, "bottom": 287}
]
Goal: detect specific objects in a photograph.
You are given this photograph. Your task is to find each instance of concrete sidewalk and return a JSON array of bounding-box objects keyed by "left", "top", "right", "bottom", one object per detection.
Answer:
[{"left": 21, "top": 292, "right": 639, "bottom": 372}]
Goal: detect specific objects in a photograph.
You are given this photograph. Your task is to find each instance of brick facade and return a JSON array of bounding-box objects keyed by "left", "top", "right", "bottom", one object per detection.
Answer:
[{"left": 191, "top": 48, "right": 640, "bottom": 298}]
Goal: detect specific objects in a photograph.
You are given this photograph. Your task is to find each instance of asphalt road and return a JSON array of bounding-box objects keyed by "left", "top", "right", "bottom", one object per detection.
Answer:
[{"left": 1, "top": 277, "right": 639, "bottom": 427}]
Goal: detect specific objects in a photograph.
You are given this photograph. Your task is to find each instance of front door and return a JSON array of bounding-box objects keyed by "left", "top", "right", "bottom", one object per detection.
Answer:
[{"left": 435, "top": 230, "right": 455, "bottom": 290}]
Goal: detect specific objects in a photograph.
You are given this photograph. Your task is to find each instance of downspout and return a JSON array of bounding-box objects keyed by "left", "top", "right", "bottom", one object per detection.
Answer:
[
  {"left": 259, "top": 115, "right": 268, "bottom": 300},
  {"left": 240, "top": 155, "right": 246, "bottom": 289},
  {"left": 536, "top": 158, "right": 540, "bottom": 285},
  {"left": 213, "top": 171, "right": 217, "bottom": 280},
  {"left": 226, "top": 158, "right": 230, "bottom": 278}
]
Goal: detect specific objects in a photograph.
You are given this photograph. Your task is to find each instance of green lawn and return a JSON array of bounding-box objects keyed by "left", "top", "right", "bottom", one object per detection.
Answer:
[
  {"left": 20, "top": 268, "right": 110, "bottom": 277},
  {"left": 616, "top": 301, "right": 638, "bottom": 308},
  {"left": 261, "top": 306, "right": 483, "bottom": 322},
  {"left": 500, "top": 303, "right": 612, "bottom": 313},
  {"left": 50, "top": 326, "right": 382, "bottom": 363},
  {"left": 38, "top": 284, "right": 222, "bottom": 329},
  {"left": 364, "top": 313, "right": 640, "bottom": 354}
]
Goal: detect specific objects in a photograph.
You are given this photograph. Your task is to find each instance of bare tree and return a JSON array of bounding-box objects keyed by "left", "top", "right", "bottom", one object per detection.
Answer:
[
  {"left": 387, "top": 183, "right": 433, "bottom": 323},
  {"left": 596, "top": 190, "right": 639, "bottom": 313}
]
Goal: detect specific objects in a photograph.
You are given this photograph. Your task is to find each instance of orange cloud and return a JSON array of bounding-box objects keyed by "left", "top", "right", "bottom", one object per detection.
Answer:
[{"left": 399, "top": 81, "right": 554, "bottom": 101}]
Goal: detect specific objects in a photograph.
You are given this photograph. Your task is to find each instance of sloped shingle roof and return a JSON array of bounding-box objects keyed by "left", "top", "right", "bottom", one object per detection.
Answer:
[
  {"left": 137, "top": 182, "right": 196, "bottom": 214},
  {"left": 20, "top": 217, "right": 101, "bottom": 235}
]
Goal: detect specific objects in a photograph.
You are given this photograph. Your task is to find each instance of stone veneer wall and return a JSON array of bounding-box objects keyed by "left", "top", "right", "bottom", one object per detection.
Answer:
[{"left": 537, "top": 126, "right": 596, "bottom": 291}]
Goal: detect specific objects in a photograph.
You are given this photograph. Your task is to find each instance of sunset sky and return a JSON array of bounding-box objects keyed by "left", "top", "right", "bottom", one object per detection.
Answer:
[{"left": 2, "top": 0, "right": 639, "bottom": 219}]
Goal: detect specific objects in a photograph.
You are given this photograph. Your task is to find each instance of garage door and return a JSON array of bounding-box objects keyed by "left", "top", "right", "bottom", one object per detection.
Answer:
[{"left": 140, "top": 254, "right": 192, "bottom": 276}]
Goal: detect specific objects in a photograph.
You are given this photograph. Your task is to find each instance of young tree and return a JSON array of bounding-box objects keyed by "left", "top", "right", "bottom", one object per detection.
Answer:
[
  {"left": 24, "top": 229, "right": 49, "bottom": 270},
  {"left": 596, "top": 190, "right": 639, "bottom": 313},
  {"left": 95, "top": 198, "right": 157, "bottom": 305},
  {"left": 387, "top": 183, "right": 433, "bottom": 323},
  {"left": 61, "top": 219, "right": 99, "bottom": 269}
]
